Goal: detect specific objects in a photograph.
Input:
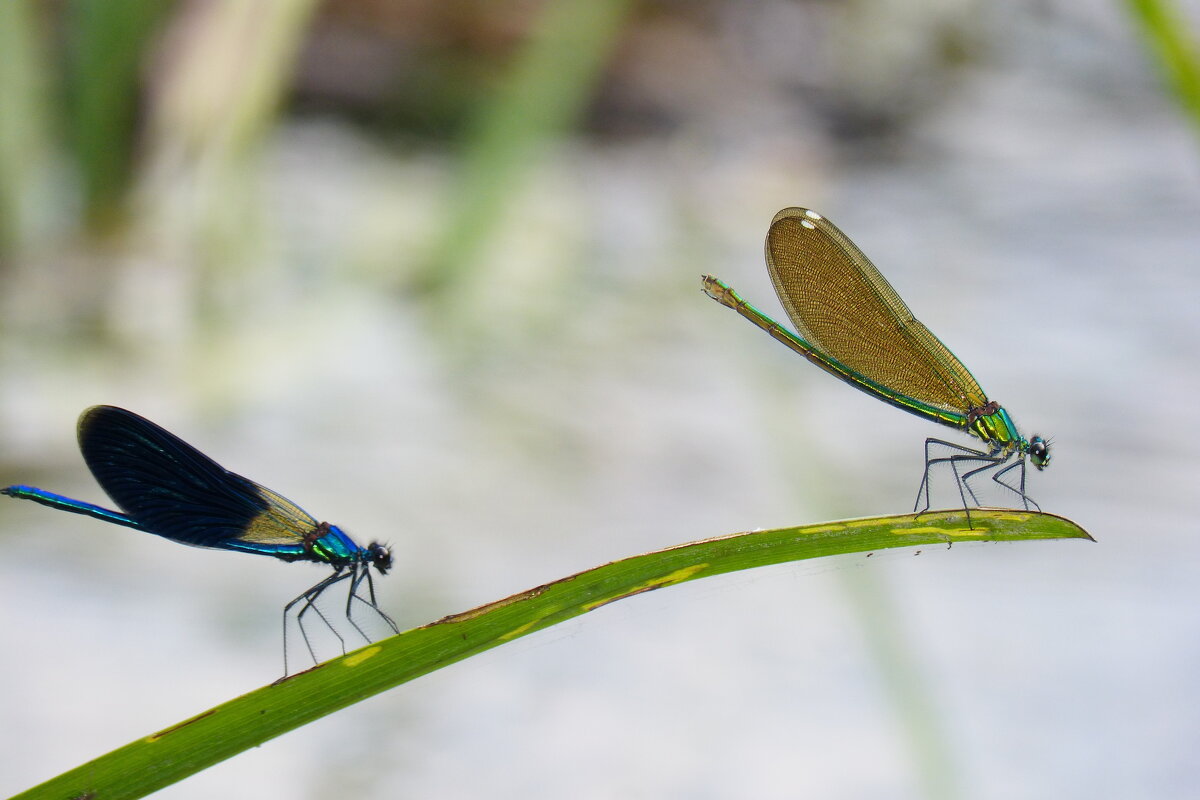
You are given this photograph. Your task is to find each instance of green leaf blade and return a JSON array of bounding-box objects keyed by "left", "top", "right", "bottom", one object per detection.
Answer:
[{"left": 14, "top": 510, "right": 1091, "bottom": 800}]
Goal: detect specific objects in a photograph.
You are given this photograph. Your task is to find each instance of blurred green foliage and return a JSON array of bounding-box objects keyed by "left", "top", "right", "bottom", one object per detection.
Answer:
[{"left": 1126, "top": 0, "right": 1200, "bottom": 138}]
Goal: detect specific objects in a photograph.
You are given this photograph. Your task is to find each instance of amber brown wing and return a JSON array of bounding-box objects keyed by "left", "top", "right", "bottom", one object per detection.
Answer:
[{"left": 764, "top": 208, "right": 989, "bottom": 415}]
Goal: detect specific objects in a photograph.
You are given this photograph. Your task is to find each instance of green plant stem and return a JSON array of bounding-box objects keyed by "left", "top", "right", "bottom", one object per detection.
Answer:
[{"left": 12, "top": 509, "right": 1091, "bottom": 800}]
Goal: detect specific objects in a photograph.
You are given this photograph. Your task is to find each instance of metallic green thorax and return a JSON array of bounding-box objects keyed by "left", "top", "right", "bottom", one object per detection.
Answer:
[
  {"left": 701, "top": 275, "right": 1030, "bottom": 453},
  {"left": 968, "top": 405, "right": 1024, "bottom": 452}
]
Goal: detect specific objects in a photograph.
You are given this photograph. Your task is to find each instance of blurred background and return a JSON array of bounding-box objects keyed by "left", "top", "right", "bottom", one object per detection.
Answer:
[{"left": 1, "top": 0, "right": 1198, "bottom": 797}]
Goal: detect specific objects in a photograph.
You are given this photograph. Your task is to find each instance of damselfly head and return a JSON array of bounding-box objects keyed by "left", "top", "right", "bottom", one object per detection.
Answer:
[
  {"left": 1029, "top": 436, "right": 1050, "bottom": 471},
  {"left": 367, "top": 542, "right": 393, "bottom": 574}
]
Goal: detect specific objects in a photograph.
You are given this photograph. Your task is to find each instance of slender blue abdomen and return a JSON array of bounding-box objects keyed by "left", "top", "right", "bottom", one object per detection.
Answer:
[{"left": 1, "top": 485, "right": 142, "bottom": 530}]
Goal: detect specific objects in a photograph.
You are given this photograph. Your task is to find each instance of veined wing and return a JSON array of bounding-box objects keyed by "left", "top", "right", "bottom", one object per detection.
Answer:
[
  {"left": 764, "top": 208, "right": 989, "bottom": 416},
  {"left": 77, "top": 406, "right": 316, "bottom": 548}
]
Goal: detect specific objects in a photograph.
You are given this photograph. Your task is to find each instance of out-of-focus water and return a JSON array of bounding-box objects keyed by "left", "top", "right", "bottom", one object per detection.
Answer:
[{"left": 2, "top": 5, "right": 1199, "bottom": 800}]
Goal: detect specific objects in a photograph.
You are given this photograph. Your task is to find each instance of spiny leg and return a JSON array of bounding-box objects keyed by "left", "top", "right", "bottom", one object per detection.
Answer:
[
  {"left": 953, "top": 451, "right": 1013, "bottom": 506},
  {"left": 945, "top": 453, "right": 978, "bottom": 528},
  {"left": 340, "top": 565, "right": 373, "bottom": 645},
  {"left": 991, "top": 458, "right": 1040, "bottom": 511},
  {"left": 956, "top": 453, "right": 1041, "bottom": 516},
  {"left": 918, "top": 439, "right": 1022, "bottom": 529},
  {"left": 915, "top": 438, "right": 996, "bottom": 513},
  {"left": 282, "top": 569, "right": 352, "bottom": 675},
  {"left": 916, "top": 438, "right": 974, "bottom": 512},
  {"left": 344, "top": 567, "right": 400, "bottom": 643},
  {"left": 948, "top": 451, "right": 1012, "bottom": 528},
  {"left": 298, "top": 573, "right": 354, "bottom": 654},
  {"left": 957, "top": 453, "right": 1035, "bottom": 511},
  {"left": 943, "top": 451, "right": 1007, "bottom": 528},
  {"left": 283, "top": 578, "right": 333, "bottom": 675},
  {"left": 357, "top": 568, "right": 399, "bottom": 634}
]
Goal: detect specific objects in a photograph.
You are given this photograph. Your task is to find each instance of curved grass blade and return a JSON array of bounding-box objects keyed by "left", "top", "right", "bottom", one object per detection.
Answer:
[{"left": 11, "top": 510, "right": 1092, "bottom": 800}]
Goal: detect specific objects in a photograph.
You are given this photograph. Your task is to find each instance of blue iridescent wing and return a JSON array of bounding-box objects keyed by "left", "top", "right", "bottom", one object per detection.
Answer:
[{"left": 78, "top": 406, "right": 319, "bottom": 554}]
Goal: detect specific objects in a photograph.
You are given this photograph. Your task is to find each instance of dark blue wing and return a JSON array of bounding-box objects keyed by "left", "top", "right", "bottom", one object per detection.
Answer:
[{"left": 78, "top": 406, "right": 318, "bottom": 552}]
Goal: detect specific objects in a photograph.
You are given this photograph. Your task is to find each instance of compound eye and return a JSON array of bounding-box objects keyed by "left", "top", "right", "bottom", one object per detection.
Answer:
[
  {"left": 370, "top": 543, "right": 393, "bottom": 573},
  {"left": 1029, "top": 436, "right": 1050, "bottom": 470}
]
